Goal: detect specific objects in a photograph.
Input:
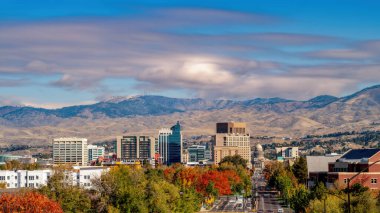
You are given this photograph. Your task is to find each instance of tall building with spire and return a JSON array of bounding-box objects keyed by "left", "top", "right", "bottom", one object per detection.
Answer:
[{"left": 158, "top": 121, "right": 183, "bottom": 165}]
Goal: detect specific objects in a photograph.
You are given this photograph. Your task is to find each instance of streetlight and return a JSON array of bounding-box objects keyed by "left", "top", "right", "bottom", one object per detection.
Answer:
[{"left": 345, "top": 159, "right": 380, "bottom": 213}]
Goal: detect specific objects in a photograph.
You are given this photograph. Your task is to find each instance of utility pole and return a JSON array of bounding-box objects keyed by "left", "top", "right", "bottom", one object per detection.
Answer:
[{"left": 346, "top": 159, "right": 380, "bottom": 213}]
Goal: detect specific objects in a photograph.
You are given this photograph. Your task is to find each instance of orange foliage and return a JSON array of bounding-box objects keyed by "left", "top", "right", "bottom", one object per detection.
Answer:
[
  {"left": 0, "top": 191, "right": 63, "bottom": 213},
  {"left": 163, "top": 167, "right": 176, "bottom": 182},
  {"left": 221, "top": 170, "right": 241, "bottom": 185},
  {"left": 196, "top": 170, "right": 232, "bottom": 196},
  {"left": 178, "top": 167, "right": 200, "bottom": 188}
]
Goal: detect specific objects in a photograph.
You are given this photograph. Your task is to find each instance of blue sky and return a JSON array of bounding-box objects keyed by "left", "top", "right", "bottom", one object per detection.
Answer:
[{"left": 0, "top": 0, "right": 379, "bottom": 108}]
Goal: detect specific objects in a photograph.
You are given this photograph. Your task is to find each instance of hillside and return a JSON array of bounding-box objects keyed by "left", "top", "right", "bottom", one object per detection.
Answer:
[{"left": 0, "top": 85, "right": 379, "bottom": 145}]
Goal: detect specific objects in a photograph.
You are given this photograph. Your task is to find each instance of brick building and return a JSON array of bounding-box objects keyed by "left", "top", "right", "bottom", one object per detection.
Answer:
[{"left": 327, "top": 149, "right": 380, "bottom": 189}]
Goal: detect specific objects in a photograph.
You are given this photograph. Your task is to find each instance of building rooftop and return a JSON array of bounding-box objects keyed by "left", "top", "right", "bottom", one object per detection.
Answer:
[
  {"left": 306, "top": 155, "right": 341, "bottom": 173},
  {"left": 338, "top": 149, "right": 380, "bottom": 162}
]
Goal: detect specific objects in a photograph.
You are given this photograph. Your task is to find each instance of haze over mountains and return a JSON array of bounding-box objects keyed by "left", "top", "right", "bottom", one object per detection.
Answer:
[{"left": 1, "top": 85, "right": 379, "bottom": 145}]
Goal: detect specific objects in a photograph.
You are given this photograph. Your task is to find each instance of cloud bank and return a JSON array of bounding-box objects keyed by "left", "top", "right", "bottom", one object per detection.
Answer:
[{"left": 0, "top": 7, "right": 379, "bottom": 103}]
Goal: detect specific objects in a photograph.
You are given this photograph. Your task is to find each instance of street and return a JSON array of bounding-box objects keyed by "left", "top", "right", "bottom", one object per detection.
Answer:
[
  {"left": 207, "top": 169, "right": 291, "bottom": 213},
  {"left": 253, "top": 170, "right": 291, "bottom": 213},
  {"left": 210, "top": 195, "right": 252, "bottom": 212}
]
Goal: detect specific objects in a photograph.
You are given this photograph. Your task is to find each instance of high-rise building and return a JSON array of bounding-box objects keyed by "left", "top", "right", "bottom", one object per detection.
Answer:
[
  {"left": 53, "top": 138, "right": 88, "bottom": 165},
  {"left": 116, "top": 136, "right": 155, "bottom": 161},
  {"left": 87, "top": 145, "right": 105, "bottom": 162},
  {"left": 213, "top": 122, "right": 251, "bottom": 168},
  {"left": 158, "top": 121, "right": 183, "bottom": 165},
  {"left": 158, "top": 128, "right": 172, "bottom": 165},
  {"left": 168, "top": 121, "right": 182, "bottom": 165}
]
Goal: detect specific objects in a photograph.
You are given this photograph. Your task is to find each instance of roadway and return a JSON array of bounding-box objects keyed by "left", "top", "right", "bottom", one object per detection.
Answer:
[{"left": 253, "top": 170, "right": 290, "bottom": 213}]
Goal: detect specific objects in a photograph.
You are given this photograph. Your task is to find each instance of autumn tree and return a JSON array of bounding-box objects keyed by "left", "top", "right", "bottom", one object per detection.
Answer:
[{"left": 0, "top": 191, "right": 63, "bottom": 213}]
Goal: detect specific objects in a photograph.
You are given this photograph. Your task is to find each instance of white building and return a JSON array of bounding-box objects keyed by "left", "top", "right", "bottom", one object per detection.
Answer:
[
  {"left": 53, "top": 137, "right": 88, "bottom": 165},
  {"left": 73, "top": 166, "right": 109, "bottom": 189},
  {"left": 0, "top": 166, "right": 108, "bottom": 189},
  {"left": 158, "top": 128, "right": 172, "bottom": 164},
  {"left": 0, "top": 170, "right": 51, "bottom": 189},
  {"left": 88, "top": 145, "right": 105, "bottom": 162}
]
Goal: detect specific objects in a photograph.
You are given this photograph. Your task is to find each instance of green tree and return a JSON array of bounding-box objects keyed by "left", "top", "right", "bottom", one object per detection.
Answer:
[
  {"left": 38, "top": 167, "right": 91, "bottom": 213},
  {"left": 219, "top": 155, "right": 247, "bottom": 168},
  {"left": 289, "top": 184, "right": 310, "bottom": 213},
  {"left": 292, "top": 157, "right": 308, "bottom": 184},
  {"left": 309, "top": 194, "right": 344, "bottom": 213}
]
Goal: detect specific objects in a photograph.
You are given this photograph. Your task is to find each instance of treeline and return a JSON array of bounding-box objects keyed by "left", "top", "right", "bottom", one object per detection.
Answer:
[
  {"left": 0, "top": 155, "right": 251, "bottom": 213},
  {"left": 262, "top": 130, "right": 380, "bottom": 156},
  {"left": 0, "top": 160, "right": 41, "bottom": 171},
  {"left": 264, "top": 157, "right": 380, "bottom": 213}
]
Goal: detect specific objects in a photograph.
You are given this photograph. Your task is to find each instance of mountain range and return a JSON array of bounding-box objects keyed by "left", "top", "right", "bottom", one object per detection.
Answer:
[{"left": 1, "top": 85, "right": 379, "bottom": 145}]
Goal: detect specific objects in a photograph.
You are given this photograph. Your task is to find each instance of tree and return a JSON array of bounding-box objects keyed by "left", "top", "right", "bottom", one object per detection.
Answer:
[
  {"left": 219, "top": 155, "right": 247, "bottom": 168},
  {"left": 292, "top": 157, "right": 308, "bottom": 184},
  {"left": 309, "top": 194, "right": 344, "bottom": 213},
  {"left": 0, "top": 191, "right": 63, "bottom": 213},
  {"left": 289, "top": 185, "right": 310, "bottom": 213},
  {"left": 196, "top": 170, "right": 232, "bottom": 196},
  {"left": 38, "top": 167, "right": 91, "bottom": 213}
]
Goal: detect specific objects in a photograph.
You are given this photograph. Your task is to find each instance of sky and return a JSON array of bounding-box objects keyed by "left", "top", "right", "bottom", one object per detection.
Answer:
[{"left": 1, "top": 0, "right": 380, "bottom": 108}]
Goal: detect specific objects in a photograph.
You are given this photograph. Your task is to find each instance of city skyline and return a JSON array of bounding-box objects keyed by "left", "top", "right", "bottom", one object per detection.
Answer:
[{"left": 1, "top": 0, "right": 380, "bottom": 108}]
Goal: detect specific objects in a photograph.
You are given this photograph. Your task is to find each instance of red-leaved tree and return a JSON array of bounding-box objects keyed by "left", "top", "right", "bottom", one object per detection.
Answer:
[
  {"left": 0, "top": 191, "right": 63, "bottom": 213},
  {"left": 196, "top": 170, "right": 232, "bottom": 196}
]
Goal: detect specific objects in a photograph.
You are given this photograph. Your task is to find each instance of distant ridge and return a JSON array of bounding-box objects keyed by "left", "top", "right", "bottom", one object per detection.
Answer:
[{"left": 0, "top": 84, "right": 379, "bottom": 130}]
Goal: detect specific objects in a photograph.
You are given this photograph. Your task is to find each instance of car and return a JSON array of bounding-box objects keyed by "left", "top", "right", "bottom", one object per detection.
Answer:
[
  {"left": 278, "top": 208, "right": 284, "bottom": 213},
  {"left": 235, "top": 203, "right": 243, "bottom": 210}
]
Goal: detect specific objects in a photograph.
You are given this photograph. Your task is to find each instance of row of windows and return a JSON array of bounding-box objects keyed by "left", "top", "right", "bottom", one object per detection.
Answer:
[{"left": 343, "top": 178, "right": 378, "bottom": 184}]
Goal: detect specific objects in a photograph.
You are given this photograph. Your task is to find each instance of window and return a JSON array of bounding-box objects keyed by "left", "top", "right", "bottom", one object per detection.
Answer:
[
  {"left": 0, "top": 176, "right": 5, "bottom": 181},
  {"left": 36, "top": 176, "right": 39, "bottom": 180},
  {"left": 29, "top": 176, "right": 34, "bottom": 180},
  {"left": 7, "top": 183, "right": 9, "bottom": 187},
  {"left": 344, "top": 178, "right": 347, "bottom": 184},
  {"left": 15, "top": 183, "right": 17, "bottom": 187},
  {"left": 7, "top": 176, "right": 10, "bottom": 180},
  {"left": 29, "top": 183, "right": 34, "bottom": 188},
  {"left": 15, "top": 176, "right": 17, "bottom": 180},
  {"left": 371, "top": 178, "right": 377, "bottom": 184}
]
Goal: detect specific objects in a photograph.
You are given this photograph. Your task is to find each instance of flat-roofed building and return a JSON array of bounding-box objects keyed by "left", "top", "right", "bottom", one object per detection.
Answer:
[
  {"left": 276, "top": 147, "right": 299, "bottom": 161},
  {"left": 306, "top": 154, "right": 341, "bottom": 188},
  {"left": 116, "top": 135, "right": 155, "bottom": 161},
  {"left": 327, "top": 149, "right": 380, "bottom": 189},
  {"left": 87, "top": 145, "right": 105, "bottom": 162},
  {"left": 213, "top": 122, "right": 251, "bottom": 168},
  {"left": 53, "top": 138, "right": 88, "bottom": 166},
  {"left": 188, "top": 145, "right": 206, "bottom": 162}
]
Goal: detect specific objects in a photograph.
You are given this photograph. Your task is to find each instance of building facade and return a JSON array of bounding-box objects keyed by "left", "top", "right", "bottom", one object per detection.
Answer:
[
  {"left": 88, "top": 145, "right": 105, "bottom": 162},
  {"left": 327, "top": 149, "right": 380, "bottom": 189},
  {"left": 188, "top": 145, "right": 206, "bottom": 162},
  {"left": 275, "top": 147, "right": 299, "bottom": 161},
  {"left": 306, "top": 154, "right": 341, "bottom": 188},
  {"left": 53, "top": 138, "right": 88, "bottom": 165},
  {"left": 158, "top": 121, "right": 183, "bottom": 165},
  {"left": 0, "top": 166, "right": 107, "bottom": 189},
  {"left": 116, "top": 136, "right": 155, "bottom": 161},
  {"left": 213, "top": 122, "right": 251, "bottom": 168},
  {"left": 168, "top": 121, "right": 183, "bottom": 165},
  {"left": 158, "top": 128, "right": 172, "bottom": 165}
]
